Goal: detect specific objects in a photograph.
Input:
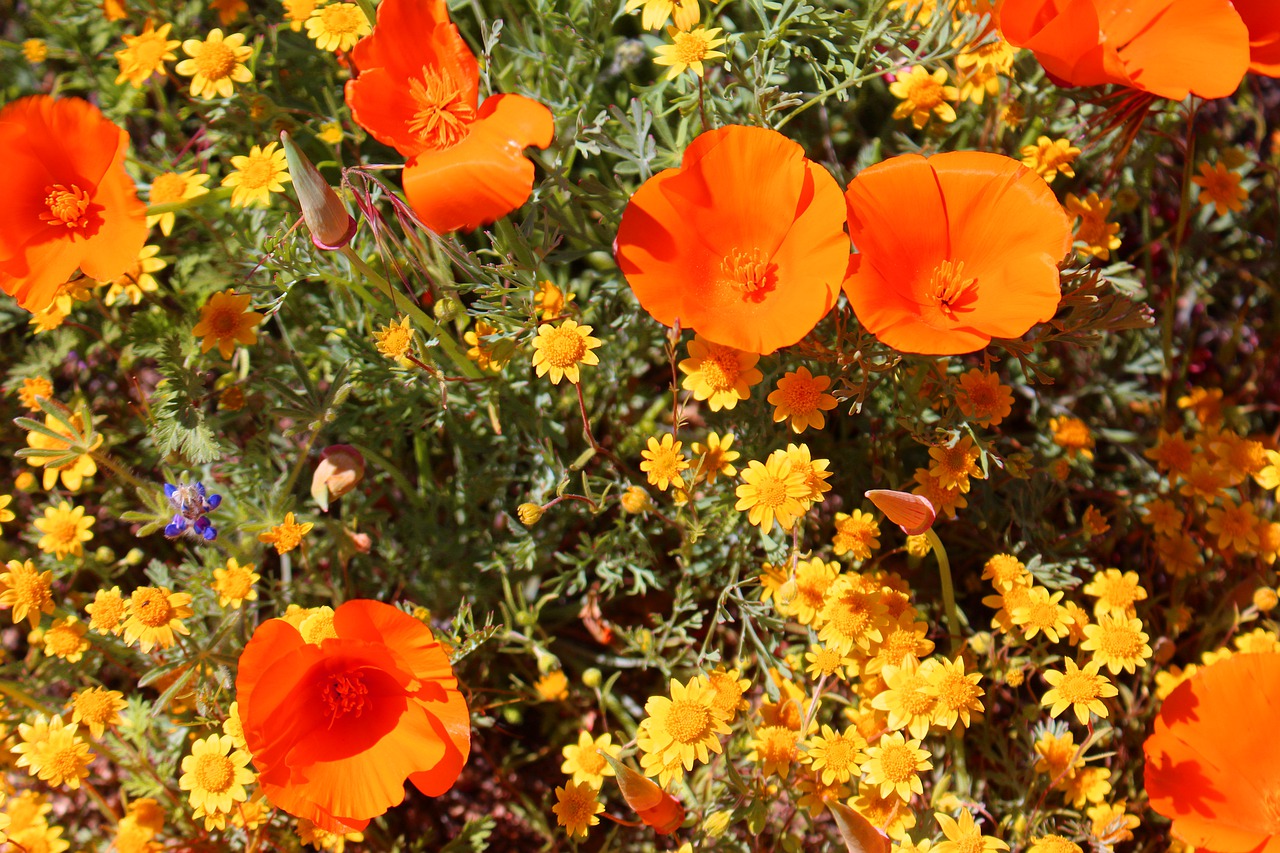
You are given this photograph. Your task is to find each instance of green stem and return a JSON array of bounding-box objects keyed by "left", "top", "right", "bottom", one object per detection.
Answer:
[
  {"left": 924, "top": 528, "right": 963, "bottom": 655},
  {"left": 339, "top": 246, "right": 483, "bottom": 380}
]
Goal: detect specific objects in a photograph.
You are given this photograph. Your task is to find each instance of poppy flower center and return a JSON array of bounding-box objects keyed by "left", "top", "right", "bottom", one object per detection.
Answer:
[
  {"left": 408, "top": 68, "right": 476, "bottom": 151},
  {"left": 322, "top": 670, "right": 370, "bottom": 724},
  {"left": 720, "top": 248, "right": 775, "bottom": 302},
  {"left": 41, "top": 184, "right": 93, "bottom": 231},
  {"left": 929, "top": 260, "right": 977, "bottom": 318},
  {"left": 194, "top": 41, "right": 237, "bottom": 79}
]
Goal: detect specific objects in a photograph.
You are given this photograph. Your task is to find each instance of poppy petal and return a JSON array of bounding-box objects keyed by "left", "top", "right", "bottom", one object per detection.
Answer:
[
  {"left": 1110, "top": 0, "right": 1249, "bottom": 99},
  {"left": 1233, "top": 0, "right": 1280, "bottom": 75}
]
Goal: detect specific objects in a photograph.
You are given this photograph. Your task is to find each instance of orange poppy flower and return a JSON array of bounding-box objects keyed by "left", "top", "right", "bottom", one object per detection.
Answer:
[
  {"left": 842, "top": 151, "right": 1071, "bottom": 355},
  {"left": 997, "top": 0, "right": 1251, "bottom": 100},
  {"left": 236, "top": 600, "right": 470, "bottom": 833},
  {"left": 1234, "top": 0, "right": 1280, "bottom": 76},
  {"left": 343, "top": 0, "right": 553, "bottom": 233},
  {"left": 1144, "top": 652, "right": 1280, "bottom": 853},
  {"left": 0, "top": 96, "right": 147, "bottom": 312},
  {"left": 614, "top": 124, "right": 849, "bottom": 355}
]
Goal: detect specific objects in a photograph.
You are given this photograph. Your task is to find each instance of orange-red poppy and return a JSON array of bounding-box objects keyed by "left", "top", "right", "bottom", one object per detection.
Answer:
[
  {"left": 1233, "top": 0, "right": 1280, "bottom": 77},
  {"left": 236, "top": 600, "right": 470, "bottom": 833},
  {"left": 842, "top": 151, "right": 1071, "bottom": 356},
  {"left": 1144, "top": 652, "right": 1280, "bottom": 853},
  {"left": 614, "top": 125, "right": 849, "bottom": 355},
  {"left": 0, "top": 95, "right": 147, "bottom": 313},
  {"left": 344, "top": 0, "right": 553, "bottom": 233},
  {"left": 997, "top": 0, "right": 1251, "bottom": 100}
]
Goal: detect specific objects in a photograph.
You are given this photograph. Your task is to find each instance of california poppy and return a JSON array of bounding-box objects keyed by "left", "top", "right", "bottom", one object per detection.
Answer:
[
  {"left": 0, "top": 95, "right": 147, "bottom": 312},
  {"left": 842, "top": 151, "right": 1071, "bottom": 355},
  {"left": 1144, "top": 652, "right": 1280, "bottom": 852},
  {"left": 1233, "top": 0, "right": 1280, "bottom": 77},
  {"left": 236, "top": 599, "right": 470, "bottom": 833},
  {"left": 614, "top": 125, "right": 849, "bottom": 355},
  {"left": 344, "top": 0, "right": 553, "bottom": 233},
  {"left": 997, "top": 0, "right": 1251, "bottom": 100}
]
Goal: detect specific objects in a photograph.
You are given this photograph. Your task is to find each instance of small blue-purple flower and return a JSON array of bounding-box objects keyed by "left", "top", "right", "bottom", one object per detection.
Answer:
[{"left": 163, "top": 481, "right": 223, "bottom": 541}]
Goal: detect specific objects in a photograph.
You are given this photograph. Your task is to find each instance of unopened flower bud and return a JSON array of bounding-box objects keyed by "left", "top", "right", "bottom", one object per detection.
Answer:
[
  {"left": 600, "top": 753, "right": 686, "bottom": 835},
  {"left": 865, "top": 489, "right": 936, "bottom": 535},
  {"left": 280, "top": 130, "right": 357, "bottom": 251},
  {"left": 517, "top": 502, "right": 544, "bottom": 526},
  {"left": 581, "top": 667, "right": 602, "bottom": 688},
  {"left": 311, "top": 445, "right": 365, "bottom": 512},
  {"left": 620, "top": 486, "right": 650, "bottom": 514},
  {"left": 434, "top": 296, "right": 462, "bottom": 322},
  {"left": 1255, "top": 587, "right": 1278, "bottom": 613}
]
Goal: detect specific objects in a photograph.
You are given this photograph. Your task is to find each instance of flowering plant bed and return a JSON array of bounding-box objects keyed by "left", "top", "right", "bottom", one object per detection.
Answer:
[{"left": 0, "top": 0, "right": 1278, "bottom": 850}]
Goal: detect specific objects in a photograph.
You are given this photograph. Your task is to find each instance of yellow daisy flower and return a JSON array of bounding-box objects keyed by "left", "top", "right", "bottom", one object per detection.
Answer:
[
  {"left": 935, "top": 810, "right": 1009, "bottom": 853},
  {"left": 1064, "top": 192, "right": 1122, "bottom": 260},
  {"left": 768, "top": 367, "right": 838, "bottom": 433},
  {"left": 679, "top": 335, "right": 761, "bottom": 411},
  {"left": 889, "top": 65, "right": 958, "bottom": 129},
  {"left": 0, "top": 560, "right": 55, "bottom": 629},
  {"left": 925, "top": 655, "right": 985, "bottom": 730},
  {"left": 114, "top": 19, "right": 181, "bottom": 87},
  {"left": 872, "top": 657, "right": 938, "bottom": 739},
  {"left": 24, "top": 412, "right": 102, "bottom": 491},
  {"left": 212, "top": 558, "right": 260, "bottom": 609},
  {"left": 122, "top": 586, "right": 194, "bottom": 653},
  {"left": 86, "top": 586, "right": 127, "bottom": 636},
  {"left": 258, "top": 512, "right": 314, "bottom": 554},
  {"left": 804, "top": 724, "right": 865, "bottom": 785},
  {"left": 222, "top": 142, "right": 291, "bottom": 208},
  {"left": 104, "top": 244, "right": 167, "bottom": 306},
  {"left": 653, "top": 26, "right": 726, "bottom": 80},
  {"left": 12, "top": 714, "right": 95, "bottom": 789},
  {"left": 561, "top": 731, "right": 620, "bottom": 788},
  {"left": 832, "top": 509, "right": 881, "bottom": 560},
  {"left": 735, "top": 454, "right": 810, "bottom": 533},
  {"left": 70, "top": 687, "right": 128, "bottom": 739},
  {"left": 193, "top": 290, "right": 264, "bottom": 359},
  {"left": 179, "top": 734, "right": 255, "bottom": 823},
  {"left": 532, "top": 280, "right": 575, "bottom": 321},
  {"left": 955, "top": 368, "right": 1013, "bottom": 427},
  {"left": 690, "top": 431, "right": 740, "bottom": 485},
  {"left": 530, "top": 319, "right": 602, "bottom": 385},
  {"left": 1020, "top": 136, "right": 1080, "bottom": 184},
  {"left": 1041, "top": 658, "right": 1118, "bottom": 724},
  {"left": 176, "top": 28, "right": 254, "bottom": 99},
  {"left": 748, "top": 724, "right": 800, "bottom": 778},
  {"left": 147, "top": 170, "right": 211, "bottom": 236},
  {"left": 1192, "top": 161, "right": 1247, "bottom": 216},
  {"left": 41, "top": 616, "right": 90, "bottom": 662},
  {"left": 640, "top": 434, "right": 689, "bottom": 492},
  {"left": 305, "top": 2, "right": 371, "bottom": 52},
  {"left": 552, "top": 780, "right": 603, "bottom": 839},
  {"left": 34, "top": 501, "right": 95, "bottom": 560},
  {"left": 640, "top": 676, "right": 731, "bottom": 772},
  {"left": 860, "top": 731, "right": 931, "bottom": 800},
  {"left": 624, "top": 0, "right": 699, "bottom": 30},
  {"left": 1081, "top": 615, "right": 1152, "bottom": 674}
]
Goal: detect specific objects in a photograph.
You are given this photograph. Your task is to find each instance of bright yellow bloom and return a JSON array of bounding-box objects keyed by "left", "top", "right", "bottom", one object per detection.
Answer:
[
  {"left": 1087, "top": 801, "right": 1139, "bottom": 847},
  {"left": 561, "top": 731, "right": 620, "bottom": 787},
  {"left": 305, "top": 2, "right": 371, "bottom": 52},
  {"left": 775, "top": 556, "right": 839, "bottom": 626},
  {"left": 283, "top": 0, "right": 321, "bottom": 31},
  {"left": 679, "top": 335, "right": 761, "bottom": 411},
  {"left": 705, "top": 666, "right": 751, "bottom": 721},
  {"left": 926, "top": 655, "right": 985, "bottom": 730},
  {"left": 818, "top": 574, "right": 889, "bottom": 654},
  {"left": 1011, "top": 586, "right": 1071, "bottom": 643},
  {"left": 463, "top": 321, "right": 511, "bottom": 372},
  {"left": 981, "top": 554, "right": 1028, "bottom": 591},
  {"left": 223, "top": 142, "right": 291, "bottom": 207},
  {"left": 12, "top": 714, "right": 95, "bottom": 790},
  {"left": 641, "top": 434, "right": 689, "bottom": 492},
  {"left": 15, "top": 376, "right": 54, "bottom": 413},
  {"left": 70, "top": 687, "right": 128, "bottom": 739},
  {"left": 1065, "top": 192, "right": 1122, "bottom": 260},
  {"left": 1205, "top": 498, "right": 1260, "bottom": 553},
  {"left": 934, "top": 810, "right": 1009, "bottom": 853},
  {"left": 34, "top": 501, "right": 95, "bottom": 559},
  {"left": 114, "top": 20, "right": 181, "bottom": 87},
  {"left": 653, "top": 26, "right": 727, "bottom": 80},
  {"left": 748, "top": 724, "right": 800, "bottom": 778},
  {"left": 1082, "top": 568, "right": 1147, "bottom": 618},
  {"left": 25, "top": 412, "right": 102, "bottom": 491},
  {"left": 552, "top": 780, "right": 603, "bottom": 839},
  {"left": 1049, "top": 415, "right": 1094, "bottom": 459},
  {"left": 212, "top": 558, "right": 260, "bottom": 609},
  {"left": 41, "top": 616, "right": 89, "bottom": 662},
  {"left": 1192, "top": 161, "right": 1247, "bottom": 215},
  {"left": 179, "top": 735, "right": 255, "bottom": 826},
  {"left": 928, "top": 434, "right": 984, "bottom": 493},
  {"left": 534, "top": 670, "right": 569, "bottom": 701},
  {"left": 735, "top": 454, "right": 810, "bottom": 533},
  {"left": 641, "top": 677, "right": 732, "bottom": 773},
  {"left": 783, "top": 443, "right": 833, "bottom": 509},
  {"left": 147, "top": 170, "right": 211, "bottom": 236},
  {"left": 1020, "top": 136, "right": 1080, "bottom": 184},
  {"left": 1041, "top": 658, "right": 1117, "bottom": 724},
  {"left": 860, "top": 731, "right": 931, "bottom": 799},
  {"left": 22, "top": 38, "right": 48, "bottom": 63},
  {"left": 768, "top": 367, "right": 838, "bottom": 433},
  {"left": 625, "top": 0, "right": 699, "bottom": 30},
  {"left": 805, "top": 644, "right": 857, "bottom": 680},
  {"left": 86, "top": 586, "right": 127, "bottom": 636},
  {"left": 374, "top": 316, "right": 414, "bottom": 361},
  {"left": 176, "top": 29, "right": 254, "bottom": 99},
  {"left": 531, "top": 319, "right": 601, "bottom": 385},
  {"left": 193, "top": 290, "right": 264, "bottom": 359},
  {"left": 690, "top": 431, "right": 740, "bottom": 484},
  {"left": 533, "top": 280, "right": 575, "bottom": 321},
  {"left": 258, "top": 512, "right": 314, "bottom": 554},
  {"left": 104, "top": 244, "right": 167, "bottom": 306},
  {"left": 889, "top": 65, "right": 958, "bottom": 129},
  {"left": 1081, "top": 615, "right": 1152, "bottom": 674},
  {"left": 832, "top": 509, "right": 880, "bottom": 560},
  {"left": 872, "top": 657, "right": 937, "bottom": 739},
  {"left": 122, "top": 586, "right": 194, "bottom": 653},
  {"left": 852, "top": 782, "right": 917, "bottom": 840}
]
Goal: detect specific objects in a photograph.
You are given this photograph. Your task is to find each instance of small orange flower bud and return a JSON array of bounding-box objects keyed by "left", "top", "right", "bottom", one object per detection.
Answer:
[
  {"left": 600, "top": 753, "right": 686, "bottom": 834},
  {"left": 311, "top": 445, "right": 365, "bottom": 511},
  {"left": 280, "top": 130, "right": 357, "bottom": 250},
  {"left": 865, "top": 489, "right": 936, "bottom": 535}
]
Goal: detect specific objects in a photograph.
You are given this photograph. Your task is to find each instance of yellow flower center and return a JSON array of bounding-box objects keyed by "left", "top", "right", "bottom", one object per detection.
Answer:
[
  {"left": 779, "top": 378, "right": 820, "bottom": 413},
  {"left": 929, "top": 260, "right": 977, "bottom": 317},
  {"left": 1095, "top": 624, "right": 1143, "bottom": 659},
  {"left": 664, "top": 699, "right": 713, "bottom": 744},
  {"left": 150, "top": 173, "right": 190, "bottom": 205},
  {"left": 236, "top": 154, "right": 279, "bottom": 191},
  {"left": 90, "top": 596, "right": 125, "bottom": 630},
  {"left": 672, "top": 30, "right": 712, "bottom": 65},
  {"left": 322, "top": 670, "right": 370, "bottom": 722},
  {"left": 698, "top": 352, "right": 741, "bottom": 392},
  {"left": 558, "top": 788, "right": 595, "bottom": 823},
  {"left": 48, "top": 741, "right": 86, "bottom": 780},
  {"left": 756, "top": 726, "right": 796, "bottom": 763},
  {"left": 218, "top": 570, "right": 253, "bottom": 599},
  {"left": 876, "top": 742, "right": 918, "bottom": 783},
  {"left": 318, "top": 3, "right": 364, "bottom": 34},
  {"left": 575, "top": 748, "right": 607, "bottom": 775},
  {"left": 45, "top": 513, "right": 81, "bottom": 545},
  {"left": 539, "top": 327, "right": 588, "bottom": 369},
  {"left": 41, "top": 184, "right": 92, "bottom": 230},
  {"left": 408, "top": 68, "right": 475, "bottom": 150},
  {"left": 646, "top": 448, "right": 684, "bottom": 482},
  {"left": 935, "top": 672, "right": 977, "bottom": 711},
  {"left": 194, "top": 40, "right": 237, "bottom": 80},
  {"left": 819, "top": 737, "right": 857, "bottom": 773},
  {"left": 194, "top": 751, "right": 236, "bottom": 793},
  {"left": 810, "top": 647, "right": 843, "bottom": 675},
  {"left": 720, "top": 248, "right": 774, "bottom": 300},
  {"left": 827, "top": 597, "right": 873, "bottom": 638},
  {"left": 12, "top": 573, "right": 48, "bottom": 610},
  {"left": 751, "top": 475, "right": 790, "bottom": 509},
  {"left": 707, "top": 674, "right": 744, "bottom": 716},
  {"left": 132, "top": 588, "right": 176, "bottom": 628},
  {"left": 75, "top": 692, "right": 116, "bottom": 725},
  {"left": 952, "top": 833, "right": 986, "bottom": 853},
  {"left": 904, "top": 73, "right": 946, "bottom": 109},
  {"left": 1055, "top": 670, "right": 1101, "bottom": 704},
  {"left": 1024, "top": 599, "right": 1061, "bottom": 631},
  {"left": 46, "top": 626, "right": 82, "bottom": 656}
]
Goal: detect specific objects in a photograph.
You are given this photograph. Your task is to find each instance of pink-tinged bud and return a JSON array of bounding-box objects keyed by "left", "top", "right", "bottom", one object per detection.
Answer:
[
  {"left": 348, "top": 530, "right": 372, "bottom": 553},
  {"left": 311, "top": 445, "right": 365, "bottom": 511},
  {"left": 600, "top": 753, "right": 686, "bottom": 834},
  {"left": 280, "top": 130, "right": 357, "bottom": 250},
  {"left": 865, "top": 489, "right": 936, "bottom": 535}
]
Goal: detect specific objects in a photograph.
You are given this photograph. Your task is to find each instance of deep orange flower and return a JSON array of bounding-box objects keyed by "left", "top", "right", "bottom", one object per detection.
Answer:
[
  {"left": 615, "top": 125, "right": 849, "bottom": 355},
  {"left": 1234, "top": 0, "right": 1280, "bottom": 76},
  {"left": 997, "top": 0, "right": 1251, "bottom": 100},
  {"left": 236, "top": 600, "right": 470, "bottom": 833},
  {"left": 0, "top": 96, "right": 147, "bottom": 312},
  {"left": 344, "top": 0, "right": 553, "bottom": 233},
  {"left": 1144, "top": 652, "right": 1280, "bottom": 852},
  {"left": 842, "top": 151, "right": 1071, "bottom": 355}
]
